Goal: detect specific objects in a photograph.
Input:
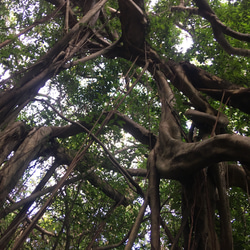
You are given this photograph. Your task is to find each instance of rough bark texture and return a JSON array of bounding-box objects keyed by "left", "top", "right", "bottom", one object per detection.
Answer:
[
  {"left": 0, "top": 0, "right": 249, "bottom": 249},
  {"left": 0, "top": 127, "right": 53, "bottom": 206}
]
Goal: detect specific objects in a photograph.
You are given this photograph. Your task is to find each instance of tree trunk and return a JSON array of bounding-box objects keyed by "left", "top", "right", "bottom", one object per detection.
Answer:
[{"left": 182, "top": 170, "right": 220, "bottom": 250}]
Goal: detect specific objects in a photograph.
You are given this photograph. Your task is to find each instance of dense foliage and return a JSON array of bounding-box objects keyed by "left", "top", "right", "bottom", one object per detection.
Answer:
[{"left": 0, "top": 0, "right": 250, "bottom": 249}]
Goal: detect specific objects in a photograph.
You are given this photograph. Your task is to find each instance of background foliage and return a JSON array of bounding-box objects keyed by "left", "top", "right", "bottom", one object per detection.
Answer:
[{"left": 1, "top": 0, "right": 250, "bottom": 249}]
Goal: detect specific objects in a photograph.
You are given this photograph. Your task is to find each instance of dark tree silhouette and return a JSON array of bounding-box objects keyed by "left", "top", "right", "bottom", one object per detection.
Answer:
[{"left": 0, "top": 0, "right": 250, "bottom": 249}]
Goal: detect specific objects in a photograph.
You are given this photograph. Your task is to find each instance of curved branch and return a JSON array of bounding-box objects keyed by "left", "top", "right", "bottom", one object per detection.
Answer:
[
  {"left": 0, "top": 127, "right": 53, "bottom": 206},
  {"left": 179, "top": 61, "right": 250, "bottom": 115},
  {"left": 185, "top": 109, "right": 228, "bottom": 129},
  {"left": 111, "top": 111, "right": 157, "bottom": 149},
  {"left": 50, "top": 110, "right": 157, "bottom": 149},
  {"left": 155, "top": 134, "right": 250, "bottom": 180},
  {"left": 193, "top": 0, "right": 250, "bottom": 56},
  {"left": 172, "top": 0, "right": 250, "bottom": 56},
  {"left": 122, "top": 49, "right": 250, "bottom": 115},
  {"left": 147, "top": 49, "right": 218, "bottom": 116},
  {"left": 227, "top": 164, "right": 250, "bottom": 192},
  {"left": 93, "top": 231, "right": 129, "bottom": 249},
  {"left": 0, "top": 121, "right": 29, "bottom": 166},
  {"left": 210, "top": 14, "right": 250, "bottom": 43},
  {"left": 211, "top": 24, "right": 250, "bottom": 57}
]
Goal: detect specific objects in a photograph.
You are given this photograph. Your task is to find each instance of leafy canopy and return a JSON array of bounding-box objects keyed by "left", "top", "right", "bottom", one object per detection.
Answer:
[{"left": 0, "top": 0, "right": 250, "bottom": 249}]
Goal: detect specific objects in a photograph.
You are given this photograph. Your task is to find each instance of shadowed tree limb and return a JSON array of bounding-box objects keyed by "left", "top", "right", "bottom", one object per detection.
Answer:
[
  {"left": 0, "top": 127, "right": 54, "bottom": 206},
  {"left": 194, "top": 0, "right": 250, "bottom": 56},
  {"left": 156, "top": 134, "right": 250, "bottom": 180},
  {"left": 148, "top": 150, "right": 161, "bottom": 249},
  {"left": 0, "top": 0, "right": 108, "bottom": 127},
  {"left": 179, "top": 61, "right": 250, "bottom": 114},
  {"left": 171, "top": 0, "right": 250, "bottom": 56},
  {"left": 212, "top": 163, "right": 233, "bottom": 249}
]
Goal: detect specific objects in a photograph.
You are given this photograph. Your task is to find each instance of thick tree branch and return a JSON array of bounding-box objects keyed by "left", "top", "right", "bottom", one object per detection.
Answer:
[
  {"left": 180, "top": 61, "right": 250, "bottom": 114},
  {"left": 213, "top": 163, "right": 233, "bottom": 249},
  {"left": 148, "top": 150, "right": 161, "bottom": 249},
  {"left": 227, "top": 164, "right": 250, "bottom": 191},
  {"left": 193, "top": 0, "right": 250, "bottom": 56},
  {"left": 49, "top": 110, "right": 157, "bottom": 149},
  {"left": 211, "top": 24, "right": 250, "bottom": 57},
  {"left": 0, "top": 127, "right": 53, "bottom": 206},
  {"left": 118, "top": 0, "right": 146, "bottom": 52},
  {"left": 0, "top": 121, "right": 29, "bottom": 166},
  {"left": 0, "top": 0, "right": 108, "bottom": 127},
  {"left": 111, "top": 111, "right": 157, "bottom": 149},
  {"left": 146, "top": 48, "right": 220, "bottom": 118},
  {"left": 172, "top": 1, "right": 250, "bottom": 56},
  {"left": 185, "top": 109, "right": 228, "bottom": 133},
  {"left": 124, "top": 50, "right": 250, "bottom": 116},
  {"left": 156, "top": 134, "right": 250, "bottom": 180},
  {"left": 153, "top": 69, "right": 182, "bottom": 140},
  {"left": 0, "top": 140, "right": 59, "bottom": 248},
  {"left": 87, "top": 172, "right": 130, "bottom": 206},
  {"left": 209, "top": 14, "right": 250, "bottom": 42}
]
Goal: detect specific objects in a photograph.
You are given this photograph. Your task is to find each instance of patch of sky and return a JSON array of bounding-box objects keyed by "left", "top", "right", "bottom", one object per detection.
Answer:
[{"left": 175, "top": 30, "right": 193, "bottom": 53}]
